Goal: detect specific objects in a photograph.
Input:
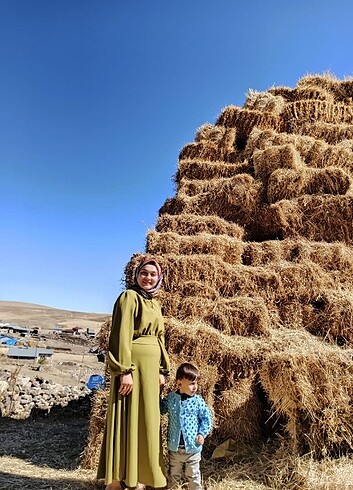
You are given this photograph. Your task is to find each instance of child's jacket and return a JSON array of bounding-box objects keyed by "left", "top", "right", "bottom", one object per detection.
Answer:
[{"left": 160, "top": 391, "right": 212, "bottom": 454}]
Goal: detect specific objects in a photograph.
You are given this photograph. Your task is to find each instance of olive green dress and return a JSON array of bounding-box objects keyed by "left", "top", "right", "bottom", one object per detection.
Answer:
[{"left": 97, "top": 289, "right": 170, "bottom": 488}]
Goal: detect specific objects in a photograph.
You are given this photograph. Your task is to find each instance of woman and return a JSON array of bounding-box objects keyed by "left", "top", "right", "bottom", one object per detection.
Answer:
[{"left": 98, "top": 257, "right": 170, "bottom": 490}]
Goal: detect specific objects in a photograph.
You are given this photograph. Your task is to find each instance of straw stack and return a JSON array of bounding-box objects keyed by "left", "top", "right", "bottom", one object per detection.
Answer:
[{"left": 83, "top": 73, "right": 353, "bottom": 468}]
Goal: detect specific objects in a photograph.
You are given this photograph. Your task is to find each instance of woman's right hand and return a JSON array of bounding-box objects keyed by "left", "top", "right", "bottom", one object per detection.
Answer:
[{"left": 119, "top": 373, "right": 133, "bottom": 396}]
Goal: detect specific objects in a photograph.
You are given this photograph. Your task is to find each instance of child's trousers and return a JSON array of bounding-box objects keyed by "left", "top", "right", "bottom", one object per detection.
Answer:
[{"left": 168, "top": 448, "right": 202, "bottom": 490}]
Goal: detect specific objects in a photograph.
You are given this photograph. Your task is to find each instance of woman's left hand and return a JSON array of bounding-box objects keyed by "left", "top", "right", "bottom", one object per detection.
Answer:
[{"left": 159, "top": 374, "right": 166, "bottom": 389}]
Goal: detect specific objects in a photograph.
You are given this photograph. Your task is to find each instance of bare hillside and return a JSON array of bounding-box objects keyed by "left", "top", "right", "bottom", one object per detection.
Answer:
[{"left": 0, "top": 301, "right": 109, "bottom": 332}]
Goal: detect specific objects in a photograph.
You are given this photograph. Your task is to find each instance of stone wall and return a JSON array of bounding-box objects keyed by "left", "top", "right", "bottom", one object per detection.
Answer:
[{"left": 0, "top": 372, "right": 91, "bottom": 419}]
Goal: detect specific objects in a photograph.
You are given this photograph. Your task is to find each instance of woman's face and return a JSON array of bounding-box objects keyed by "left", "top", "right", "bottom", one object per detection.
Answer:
[{"left": 137, "top": 263, "right": 159, "bottom": 291}]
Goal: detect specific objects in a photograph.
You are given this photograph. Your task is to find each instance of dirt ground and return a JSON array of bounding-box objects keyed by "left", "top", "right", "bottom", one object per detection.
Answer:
[{"left": 0, "top": 414, "right": 102, "bottom": 490}]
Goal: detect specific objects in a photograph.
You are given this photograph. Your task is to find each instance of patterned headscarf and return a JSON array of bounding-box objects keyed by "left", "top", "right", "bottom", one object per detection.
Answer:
[{"left": 132, "top": 257, "right": 163, "bottom": 298}]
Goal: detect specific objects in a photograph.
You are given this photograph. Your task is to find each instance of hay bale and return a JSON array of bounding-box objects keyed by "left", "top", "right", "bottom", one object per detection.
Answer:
[
  {"left": 176, "top": 159, "right": 249, "bottom": 181},
  {"left": 144, "top": 253, "right": 282, "bottom": 302},
  {"left": 304, "top": 289, "right": 353, "bottom": 344},
  {"left": 214, "top": 376, "right": 265, "bottom": 443},
  {"left": 81, "top": 389, "right": 109, "bottom": 469},
  {"left": 267, "top": 167, "right": 351, "bottom": 203},
  {"left": 243, "top": 89, "right": 286, "bottom": 114},
  {"left": 274, "top": 261, "right": 335, "bottom": 303},
  {"left": 242, "top": 239, "right": 353, "bottom": 280},
  {"left": 146, "top": 230, "right": 244, "bottom": 265},
  {"left": 195, "top": 124, "right": 236, "bottom": 147},
  {"left": 155, "top": 213, "right": 245, "bottom": 238},
  {"left": 161, "top": 175, "right": 263, "bottom": 231},
  {"left": 296, "top": 73, "right": 353, "bottom": 102},
  {"left": 297, "top": 122, "right": 353, "bottom": 144},
  {"left": 179, "top": 125, "right": 236, "bottom": 162},
  {"left": 259, "top": 340, "right": 353, "bottom": 456},
  {"left": 216, "top": 106, "right": 282, "bottom": 148},
  {"left": 264, "top": 195, "right": 353, "bottom": 243},
  {"left": 268, "top": 85, "right": 296, "bottom": 101},
  {"left": 283, "top": 101, "right": 353, "bottom": 130},
  {"left": 292, "top": 86, "right": 335, "bottom": 103},
  {"left": 165, "top": 318, "right": 265, "bottom": 382},
  {"left": 178, "top": 296, "right": 271, "bottom": 337},
  {"left": 253, "top": 144, "right": 303, "bottom": 183}
]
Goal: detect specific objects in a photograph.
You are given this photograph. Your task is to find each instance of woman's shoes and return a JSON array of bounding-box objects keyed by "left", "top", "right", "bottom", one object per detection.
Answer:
[
  {"left": 135, "top": 484, "right": 145, "bottom": 490},
  {"left": 105, "top": 481, "right": 122, "bottom": 490}
]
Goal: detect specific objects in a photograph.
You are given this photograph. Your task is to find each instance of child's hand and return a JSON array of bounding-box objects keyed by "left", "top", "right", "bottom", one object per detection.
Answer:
[{"left": 196, "top": 434, "right": 204, "bottom": 445}]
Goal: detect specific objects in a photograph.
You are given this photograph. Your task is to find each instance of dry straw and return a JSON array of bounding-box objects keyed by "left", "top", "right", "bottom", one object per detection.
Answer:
[
  {"left": 265, "top": 195, "right": 353, "bottom": 243},
  {"left": 179, "top": 125, "right": 237, "bottom": 162},
  {"left": 252, "top": 144, "right": 303, "bottom": 183},
  {"left": 176, "top": 159, "right": 249, "bottom": 182},
  {"left": 266, "top": 166, "right": 351, "bottom": 203},
  {"left": 146, "top": 230, "right": 244, "bottom": 265},
  {"left": 155, "top": 213, "right": 245, "bottom": 238},
  {"left": 260, "top": 335, "right": 353, "bottom": 457},
  {"left": 243, "top": 89, "right": 286, "bottom": 115}
]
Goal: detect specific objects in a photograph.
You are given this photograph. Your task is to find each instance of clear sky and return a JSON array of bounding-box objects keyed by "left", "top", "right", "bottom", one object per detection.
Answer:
[{"left": 1, "top": 0, "right": 353, "bottom": 314}]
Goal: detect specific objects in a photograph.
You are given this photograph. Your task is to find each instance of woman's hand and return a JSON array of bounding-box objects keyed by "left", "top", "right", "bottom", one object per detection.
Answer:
[
  {"left": 159, "top": 374, "right": 166, "bottom": 390},
  {"left": 119, "top": 373, "right": 133, "bottom": 396}
]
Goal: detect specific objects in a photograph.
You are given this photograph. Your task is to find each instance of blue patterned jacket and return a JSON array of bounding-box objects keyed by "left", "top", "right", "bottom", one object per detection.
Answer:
[{"left": 160, "top": 391, "right": 212, "bottom": 454}]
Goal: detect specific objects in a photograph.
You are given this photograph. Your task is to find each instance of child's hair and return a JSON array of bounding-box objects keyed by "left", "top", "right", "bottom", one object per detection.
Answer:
[{"left": 176, "top": 362, "right": 200, "bottom": 381}]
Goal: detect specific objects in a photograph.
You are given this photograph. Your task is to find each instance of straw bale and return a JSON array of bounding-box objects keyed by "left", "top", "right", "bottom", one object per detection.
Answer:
[
  {"left": 155, "top": 213, "right": 245, "bottom": 238},
  {"left": 265, "top": 195, "right": 353, "bottom": 243},
  {"left": 268, "top": 85, "right": 296, "bottom": 101},
  {"left": 148, "top": 253, "right": 282, "bottom": 302},
  {"left": 81, "top": 388, "right": 109, "bottom": 469},
  {"left": 274, "top": 261, "right": 335, "bottom": 303},
  {"left": 146, "top": 230, "right": 244, "bottom": 265},
  {"left": 245, "top": 127, "right": 318, "bottom": 162},
  {"left": 241, "top": 240, "right": 285, "bottom": 266},
  {"left": 178, "top": 296, "right": 271, "bottom": 337},
  {"left": 179, "top": 126, "right": 236, "bottom": 162},
  {"left": 216, "top": 106, "right": 282, "bottom": 149},
  {"left": 176, "top": 159, "right": 249, "bottom": 182},
  {"left": 298, "top": 121, "right": 353, "bottom": 144},
  {"left": 247, "top": 127, "right": 353, "bottom": 175},
  {"left": 242, "top": 239, "right": 353, "bottom": 282},
  {"left": 215, "top": 376, "right": 265, "bottom": 442},
  {"left": 158, "top": 194, "right": 188, "bottom": 216},
  {"left": 304, "top": 289, "right": 353, "bottom": 345},
  {"left": 277, "top": 301, "right": 308, "bottom": 329},
  {"left": 283, "top": 101, "right": 353, "bottom": 128},
  {"left": 161, "top": 175, "right": 263, "bottom": 230},
  {"left": 195, "top": 124, "right": 236, "bottom": 148},
  {"left": 252, "top": 144, "right": 303, "bottom": 183},
  {"left": 179, "top": 142, "right": 228, "bottom": 162},
  {"left": 165, "top": 317, "right": 265, "bottom": 382},
  {"left": 296, "top": 73, "right": 353, "bottom": 102},
  {"left": 267, "top": 167, "right": 351, "bottom": 203},
  {"left": 243, "top": 89, "right": 286, "bottom": 114},
  {"left": 292, "top": 87, "right": 335, "bottom": 103},
  {"left": 179, "top": 280, "right": 220, "bottom": 299},
  {"left": 259, "top": 342, "right": 353, "bottom": 456},
  {"left": 177, "top": 178, "right": 219, "bottom": 197},
  {"left": 96, "top": 319, "right": 111, "bottom": 352}
]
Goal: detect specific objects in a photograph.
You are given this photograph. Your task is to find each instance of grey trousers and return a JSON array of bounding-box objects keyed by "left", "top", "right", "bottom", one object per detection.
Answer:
[{"left": 168, "top": 448, "right": 202, "bottom": 490}]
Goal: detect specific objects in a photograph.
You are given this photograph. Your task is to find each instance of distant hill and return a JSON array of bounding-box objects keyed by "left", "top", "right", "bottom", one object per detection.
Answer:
[{"left": 0, "top": 301, "right": 109, "bottom": 332}]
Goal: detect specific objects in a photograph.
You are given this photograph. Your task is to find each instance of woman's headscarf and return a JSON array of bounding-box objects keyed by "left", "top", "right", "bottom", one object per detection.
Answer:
[{"left": 131, "top": 257, "right": 163, "bottom": 298}]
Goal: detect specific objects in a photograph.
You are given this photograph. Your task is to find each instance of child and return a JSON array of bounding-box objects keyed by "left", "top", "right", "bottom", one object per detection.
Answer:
[{"left": 160, "top": 362, "right": 212, "bottom": 490}]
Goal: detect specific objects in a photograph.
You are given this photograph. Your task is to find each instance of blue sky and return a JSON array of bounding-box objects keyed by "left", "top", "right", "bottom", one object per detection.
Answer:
[{"left": 1, "top": 0, "right": 353, "bottom": 313}]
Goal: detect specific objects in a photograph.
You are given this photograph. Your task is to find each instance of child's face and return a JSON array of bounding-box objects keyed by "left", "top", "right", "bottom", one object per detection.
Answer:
[{"left": 177, "top": 377, "right": 198, "bottom": 396}]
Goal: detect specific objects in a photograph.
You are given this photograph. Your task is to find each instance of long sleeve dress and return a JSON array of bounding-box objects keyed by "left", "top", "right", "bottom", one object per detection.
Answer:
[{"left": 97, "top": 288, "right": 170, "bottom": 488}]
